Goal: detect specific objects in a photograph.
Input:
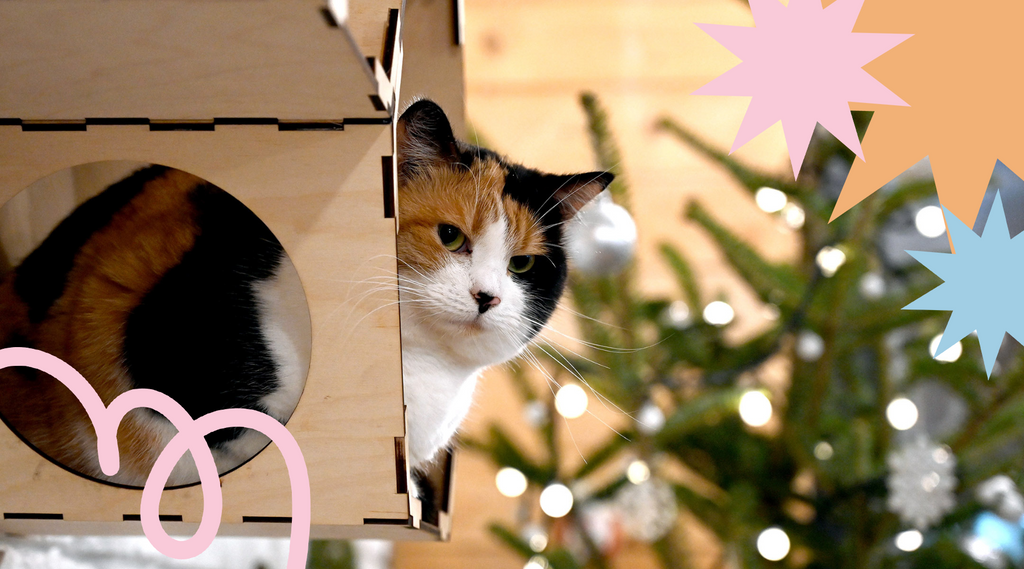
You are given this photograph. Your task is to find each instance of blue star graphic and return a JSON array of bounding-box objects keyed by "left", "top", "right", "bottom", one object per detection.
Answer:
[{"left": 905, "top": 191, "right": 1024, "bottom": 377}]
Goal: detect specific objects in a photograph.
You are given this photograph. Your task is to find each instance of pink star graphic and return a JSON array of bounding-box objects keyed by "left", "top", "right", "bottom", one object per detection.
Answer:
[{"left": 694, "top": 0, "right": 911, "bottom": 178}]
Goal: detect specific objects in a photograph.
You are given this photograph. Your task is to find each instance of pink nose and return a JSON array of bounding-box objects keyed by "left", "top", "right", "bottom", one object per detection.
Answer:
[{"left": 472, "top": 290, "right": 500, "bottom": 314}]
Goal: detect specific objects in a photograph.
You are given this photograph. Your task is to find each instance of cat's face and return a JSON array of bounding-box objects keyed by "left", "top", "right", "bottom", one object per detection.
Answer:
[{"left": 396, "top": 100, "right": 611, "bottom": 367}]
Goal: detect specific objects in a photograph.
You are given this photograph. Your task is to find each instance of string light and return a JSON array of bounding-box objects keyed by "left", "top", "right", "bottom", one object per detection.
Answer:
[
  {"left": 756, "top": 187, "right": 788, "bottom": 213},
  {"left": 886, "top": 397, "right": 919, "bottom": 431},
  {"left": 795, "top": 330, "right": 825, "bottom": 361},
  {"left": 782, "top": 203, "right": 805, "bottom": 229},
  {"left": 626, "top": 460, "right": 651, "bottom": 484},
  {"left": 555, "top": 384, "right": 588, "bottom": 419},
  {"left": 859, "top": 272, "right": 886, "bottom": 299},
  {"left": 495, "top": 467, "right": 528, "bottom": 498},
  {"left": 815, "top": 246, "right": 847, "bottom": 277},
  {"left": 929, "top": 334, "right": 963, "bottom": 363},
  {"left": 814, "top": 441, "right": 834, "bottom": 460},
  {"left": 524, "top": 556, "right": 550, "bottom": 569},
  {"left": 895, "top": 529, "right": 923, "bottom": 552},
  {"left": 662, "top": 300, "right": 692, "bottom": 329},
  {"left": 757, "top": 527, "right": 791, "bottom": 561},
  {"left": 915, "top": 205, "right": 947, "bottom": 238},
  {"left": 739, "top": 390, "right": 772, "bottom": 427},
  {"left": 539, "top": 483, "right": 574, "bottom": 518},
  {"left": 636, "top": 401, "right": 666, "bottom": 435},
  {"left": 522, "top": 525, "right": 548, "bottom": 552},
  {"left": 703, "top": 301, "right": 735, "bottom": 326}
]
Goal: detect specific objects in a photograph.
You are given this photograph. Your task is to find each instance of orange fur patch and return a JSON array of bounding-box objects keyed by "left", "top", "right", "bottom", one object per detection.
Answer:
[
  {"left": 397, "top": 158, "right": 548, "bottom": 274},
  {"left": 0, "top": 168, "right": 204, "bottom": 484}
]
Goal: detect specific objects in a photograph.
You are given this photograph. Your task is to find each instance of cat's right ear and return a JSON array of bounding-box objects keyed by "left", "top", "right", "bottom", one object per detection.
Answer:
[{"left": 397, "top": 99, "right": 460, "bottom": 182}]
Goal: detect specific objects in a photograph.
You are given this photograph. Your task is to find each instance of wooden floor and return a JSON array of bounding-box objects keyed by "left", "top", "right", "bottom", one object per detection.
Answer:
[{"left": 396, "top": 1, "right": 796, "bottom": 567}]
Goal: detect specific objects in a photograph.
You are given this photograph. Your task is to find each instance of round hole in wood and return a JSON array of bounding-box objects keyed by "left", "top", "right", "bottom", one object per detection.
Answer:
[{"left": 0, "top": 161, "right": 312, "bottom": 489}]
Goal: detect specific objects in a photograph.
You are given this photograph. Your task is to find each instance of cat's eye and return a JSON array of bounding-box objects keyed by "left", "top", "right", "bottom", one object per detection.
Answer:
[
  {"left": 508, "top": 255, "right": 535, "bottom": 274},
  {"left": 438, "top": 224, "right": 468, "bottom": 252}
]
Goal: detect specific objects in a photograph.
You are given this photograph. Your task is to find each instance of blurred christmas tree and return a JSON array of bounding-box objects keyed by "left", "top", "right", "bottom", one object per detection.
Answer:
[{"left": 468, "top": 90, "right": 1024, "bottom": 569}]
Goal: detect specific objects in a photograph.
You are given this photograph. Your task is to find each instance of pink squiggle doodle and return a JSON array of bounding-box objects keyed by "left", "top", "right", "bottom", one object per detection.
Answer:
[{"left": 0, "top": 347, "right": 310, "bottom": 569}]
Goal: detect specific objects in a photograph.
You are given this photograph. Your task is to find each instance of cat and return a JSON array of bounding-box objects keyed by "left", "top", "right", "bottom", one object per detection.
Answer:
[
  {"left": 0, "top": 99, "right": 611, "bottom": 489},
  {"left": 394, "top": 100, "right": 611, "bottom": 471}
]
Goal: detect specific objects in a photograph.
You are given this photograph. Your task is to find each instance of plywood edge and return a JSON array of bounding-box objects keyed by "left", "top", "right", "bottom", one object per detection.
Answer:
[
  {"left": 0, "top": 123, "right": 416, "bottom": 537},
  {"left": 0, "top": 519, "right": 441, "bottom": 541}
]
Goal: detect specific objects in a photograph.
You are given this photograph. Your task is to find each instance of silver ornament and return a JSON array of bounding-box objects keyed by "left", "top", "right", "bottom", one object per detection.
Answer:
[
  {"left": 795, "top": 330, "right": 825, "bottom": 361},
  {"left": 521, "top": 524, "right": 549, "bottom": 553},
  {"left": 579, "top": 501, "right": 622, "bottom": 554},
  {"left": 636, "top": 402, "right": 666, "bottom": 435},
  {"left": 977, "top": 476, "right": 1024, "bottom": 522},
  {"left": 859, "top": 272, "right": 886, "bottom": 299},
  {"left": 887, "top": 436, "right": 957, "bottom": 529},
  {"left": 615, "top": 478, "right": 678, "bottom": 542},
  {"left": 567, "top": 192, "right": 637, "bottom": 276},
  {"left": 660, "top": 300, "right": 692, "bottom": 329},
  {"left": 523, "top": 400, "right": 549, "bottom": 427}
]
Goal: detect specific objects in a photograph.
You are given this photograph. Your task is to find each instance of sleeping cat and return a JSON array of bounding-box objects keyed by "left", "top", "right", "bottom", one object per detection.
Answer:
[{"left": 0, "top": 99, "right": 611, "bottom": 487}]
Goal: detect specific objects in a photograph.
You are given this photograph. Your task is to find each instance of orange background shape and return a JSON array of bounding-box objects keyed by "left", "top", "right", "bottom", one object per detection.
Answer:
[{"left": 832, "top": 0, "right": 1024, "bottom": 229}]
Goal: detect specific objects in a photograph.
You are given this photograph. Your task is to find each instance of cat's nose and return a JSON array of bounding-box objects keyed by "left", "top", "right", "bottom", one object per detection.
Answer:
[{"left": 473, "top": 290, "right": 501, "bottom": 314}]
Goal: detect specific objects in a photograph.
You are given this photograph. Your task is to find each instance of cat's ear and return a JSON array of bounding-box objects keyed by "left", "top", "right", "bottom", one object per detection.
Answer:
[
  {"left": 397, "top": 99, "right": 460, "bottom": 182},
  {"left": 551, "top": 172, "right": 615, "bottom": 219}
]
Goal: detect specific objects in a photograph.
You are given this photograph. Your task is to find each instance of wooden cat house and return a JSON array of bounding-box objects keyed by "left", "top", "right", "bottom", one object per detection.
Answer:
[{"left": 0, "top": 0, "right": 462, "bottom": 541}]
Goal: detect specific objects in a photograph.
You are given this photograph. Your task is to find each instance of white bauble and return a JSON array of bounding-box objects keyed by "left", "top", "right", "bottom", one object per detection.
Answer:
[{"left": 567, "top": 192, "right": 637, "bottom": 276}]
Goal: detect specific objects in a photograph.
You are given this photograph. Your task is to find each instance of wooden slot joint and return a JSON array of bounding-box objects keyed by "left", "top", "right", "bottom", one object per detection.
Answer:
[
  {"left": 122, "top": 514, "right": 183, "bottom": 522},
  {"left": 20, "top": 120, "right": 86, "bottom": 132},
  {"left": 319, "top": 6, "right": 340, "bottom": 28},
  {"left": 3, "top": 513, "right": 63, "bottom": 520},
  {"left": 242, "top": 516, "right": 293, "bottom": 524},
  {"left": 382, "top": 155, "right": 396, "bottom": 219},
  {"left": 149, "top": 121, "right": 215, "bottom": 132},
  {"left": 382, "top": 9, "right": 401, "bottom": 79},
  {"left": 452, "top": 0, "right": 465, "bottom": 46},
  {"left": 394, "top": 436, "right": 408, "bottom": 495},
  {"left": 1, "top": 118, "right": 394, "bottom": 132},
  {"left": 363, "top": 517, "right": 410, "bottom": 526}
]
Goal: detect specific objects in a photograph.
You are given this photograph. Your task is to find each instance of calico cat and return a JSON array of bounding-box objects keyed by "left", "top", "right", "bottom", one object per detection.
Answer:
[
  {"left": 0, "top": 99, "right": 610, "bottom": 488},
  {"left": 395, "top": 100, "right": 612, "bottom": 470}
]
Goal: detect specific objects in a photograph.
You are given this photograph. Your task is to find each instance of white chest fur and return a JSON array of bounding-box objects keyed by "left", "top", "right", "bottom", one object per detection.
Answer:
[{"left": 400, "top": 342, "right": 482, "bottom": 469}]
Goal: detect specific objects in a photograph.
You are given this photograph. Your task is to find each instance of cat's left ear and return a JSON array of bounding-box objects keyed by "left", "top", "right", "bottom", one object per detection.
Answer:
[
  {"left": 551, "top": 172, "right": 615, "bottom": 219},
  {"left": 397, "top": 99, "right": 461, "bottom": 183}
]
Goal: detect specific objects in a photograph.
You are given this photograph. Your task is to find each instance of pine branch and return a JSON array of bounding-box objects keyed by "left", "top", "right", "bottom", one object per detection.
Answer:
[
  {"left": 686, "top": 200, "right": 805, "bottom": 307},
  {"left": 659, "top": 243, "right": 703, "bottom": 311},
  {"left": 875, "top": 178, "right": 940, "bottom": 221},
  {"left": 572, "top": 432, "right": 634, "bottom": 479},
  {"left": 581, "top": 92, "right": 630, "bottom": 211},
  {"left": 479, "top": 424, "right": 555, "bottom": 484},
  {"left": 488, "top": 523, "right": 536, "bottom": 558},
  {"left": 656, "top": 117, "right": 803, "bottom": 196},
  {"left": 655, "top": 387, "right": 749, "bottom": 446}
]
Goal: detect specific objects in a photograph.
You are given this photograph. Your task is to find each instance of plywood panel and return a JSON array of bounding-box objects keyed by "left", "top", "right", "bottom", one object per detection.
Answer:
[
  {"left": 348, "top": 0, "right": 404, "bottom": 63},
  {"left": 0, "top": 0, "right": 391, "bottom": 121},
  {"left": 0, "top": 123, "right": 418, "bottom": 538},
  {"left": 400, "top": 0, "right": 467, "bottom": 137}
]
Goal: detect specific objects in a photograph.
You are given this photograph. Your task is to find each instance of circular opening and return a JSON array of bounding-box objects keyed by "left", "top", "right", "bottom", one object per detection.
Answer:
[{"left": 0, "top": 161, "right": 312, "bottom": 488}]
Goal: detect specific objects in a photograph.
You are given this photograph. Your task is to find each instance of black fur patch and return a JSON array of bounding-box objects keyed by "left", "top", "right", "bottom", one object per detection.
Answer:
[
  {"left": 14, "top": 166, "right": 168, "bottom": 322},
  {"left": 124, "top": 183, "right": 284, "bottom": 448},
  {"left": 499, "top": 163, "right": 572, "bottom": 339}
]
